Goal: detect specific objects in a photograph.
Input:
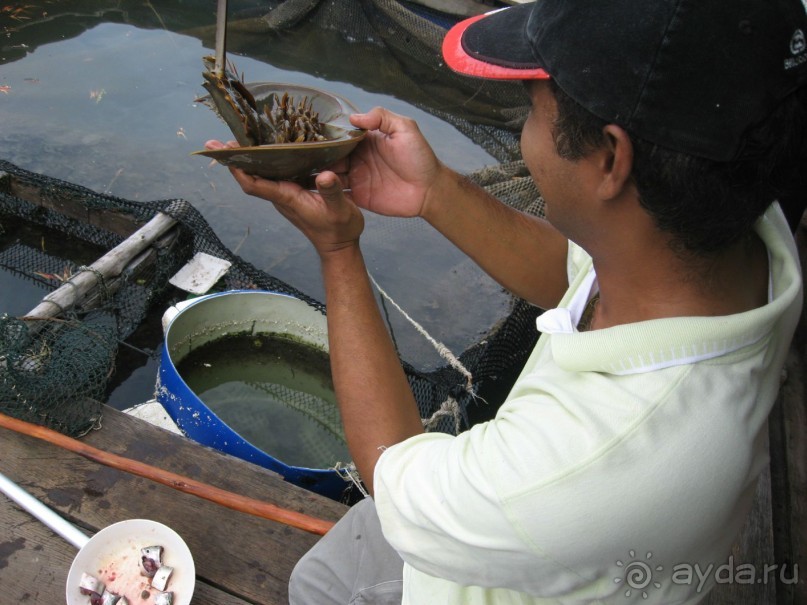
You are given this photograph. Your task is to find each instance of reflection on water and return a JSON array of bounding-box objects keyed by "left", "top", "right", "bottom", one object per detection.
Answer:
[{"left": 0, "top": 1, "right": 522, "bottom": 407}]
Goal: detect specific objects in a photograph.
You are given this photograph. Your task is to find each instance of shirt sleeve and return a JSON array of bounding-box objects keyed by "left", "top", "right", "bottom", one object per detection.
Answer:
[
  {"left": 373, "top": 426, "right": 536, "bottom": 588},
  {"left": 371, "top": 240, "right": 596, "bottom": 590}
]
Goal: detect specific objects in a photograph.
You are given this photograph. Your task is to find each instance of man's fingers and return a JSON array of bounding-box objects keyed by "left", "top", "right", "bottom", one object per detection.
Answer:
[
  {"left": 229, "top": 167, "right": 285, "bottom": 200},
  {"left": 350, "top": 107, "right": 416, "bottom": 136},
  {"left": 315, "top": 171, "right": 346, "bottom": 203},
  {"left": 229, "top": 166, "right": 261, "bottom": 193},
  {"left": 349, "top": 110, "right": 381, "bottom": 131},
  {"left": 204, "top": 139, "right": 240, "bottom": 150}
]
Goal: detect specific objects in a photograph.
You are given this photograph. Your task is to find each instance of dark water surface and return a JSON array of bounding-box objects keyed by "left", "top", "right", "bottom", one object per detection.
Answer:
[{"left": 0, "top": 1, "right": 515, "bottom": 408}]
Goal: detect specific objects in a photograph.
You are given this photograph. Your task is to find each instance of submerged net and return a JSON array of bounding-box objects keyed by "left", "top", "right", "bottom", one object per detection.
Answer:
[
  {"left": 0, "top": 159, "right": 326, "bottom": 436},
  {"left": 245, "top": 0, "right": 546, "bottom": 433},
  {"left": 0, "top": 0, "right": 545, "bottom": 495}
]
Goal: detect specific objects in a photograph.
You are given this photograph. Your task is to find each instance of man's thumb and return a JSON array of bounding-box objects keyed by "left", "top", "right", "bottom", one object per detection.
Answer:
[{"left": 315, "top": 172, "right": 344, "bottom": 201}]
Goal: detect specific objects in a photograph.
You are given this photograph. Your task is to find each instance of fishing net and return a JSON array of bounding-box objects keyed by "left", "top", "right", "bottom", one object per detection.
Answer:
[
  {"left": 243, "top": 0, "right": 546, "bottom": 433},
  {"left": 0, "top": 154, "right": 541, "bottom": 480},
  {"left": 0, "top": 159, "right": 326, "bottom": 436},
  {"left": 0, "top": 0, "right": 545, "bottom": 497}
]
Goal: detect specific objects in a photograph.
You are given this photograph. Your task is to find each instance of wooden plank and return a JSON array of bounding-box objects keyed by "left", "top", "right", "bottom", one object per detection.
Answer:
[
  {"left": 1, "top": 171, "right": 143, "bottom": 239},
  {"left": 702, "top": 467, "right": 777, "bottom": 604},
  {"left": 767, "top": 214, "right": 807, "bottom": 605},
  {"left": 0, "top": 406, "right": 349, "bottom": 605},
  {"left": 1, "top": 500, "right": 254, "bottom": 605},
  {"left": 1, "top": 501, "right": 75, "bottom": 603},
  {"left": 769, "top": 363, "right": 807, "bottom": 605}
]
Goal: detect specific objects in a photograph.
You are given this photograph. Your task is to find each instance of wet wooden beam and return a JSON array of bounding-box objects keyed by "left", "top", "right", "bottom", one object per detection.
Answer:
[
  {"left": 0, "top": 170, "right": 143, "bottom": 239},
  {"left": 24, "top": 212, "right": 177, "bottom": 320}
]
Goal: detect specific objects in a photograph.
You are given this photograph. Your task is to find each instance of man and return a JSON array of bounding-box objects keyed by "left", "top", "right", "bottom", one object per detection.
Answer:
[{"left": 206, "top": 0, "right": 807, "bottom": 602}]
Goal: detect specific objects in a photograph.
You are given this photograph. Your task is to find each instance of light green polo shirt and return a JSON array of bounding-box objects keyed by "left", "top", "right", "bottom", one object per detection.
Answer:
[{"left": 374, "top": 203, "right": 802, "bottom": 604}]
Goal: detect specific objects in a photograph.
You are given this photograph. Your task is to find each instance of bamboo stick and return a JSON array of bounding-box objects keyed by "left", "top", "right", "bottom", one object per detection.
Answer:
[
  {"left": 0, "top": 412, "right": 334, "bottom": 536},
  {"left": 214, "top": 0, "right": 228, "bottom": 77},
  {"left": 25, "top": 212, "right": 178, "bottom": 320}
]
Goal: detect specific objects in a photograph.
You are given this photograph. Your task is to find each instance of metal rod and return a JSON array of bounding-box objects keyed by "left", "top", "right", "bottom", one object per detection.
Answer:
[
  {"left": 214, "top": 0, "right": 227, "bottom": 77},
  {"left": 0, "top": 471, "right": 90, "bottom": 550}
]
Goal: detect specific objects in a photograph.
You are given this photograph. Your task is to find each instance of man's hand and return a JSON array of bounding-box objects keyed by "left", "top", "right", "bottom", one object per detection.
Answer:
[
  {"left": 205, "top": 107, "right": 445, "bottom": 255},
  {"left": 345, "top": 107, "right": 446, "bottom": 219},
  {"left": 203, "top": 140, "right": 365, "bottom": 258}
]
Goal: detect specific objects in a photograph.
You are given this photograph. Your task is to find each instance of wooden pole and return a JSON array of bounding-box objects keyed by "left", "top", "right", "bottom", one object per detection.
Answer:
[
  {"left": 24, "top": 212, "right": 177, "bottom": 320},
  {"left": 0, "top": 412, "right": 334, "bottom": 536},
  {"left": 215, "top": 0, "right": 227, "bottom": 76}
]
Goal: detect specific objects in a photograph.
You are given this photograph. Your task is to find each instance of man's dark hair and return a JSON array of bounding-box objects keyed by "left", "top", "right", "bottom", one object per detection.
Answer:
[{"left": 549, "top": 79, "right": 807, "bottom": 256}]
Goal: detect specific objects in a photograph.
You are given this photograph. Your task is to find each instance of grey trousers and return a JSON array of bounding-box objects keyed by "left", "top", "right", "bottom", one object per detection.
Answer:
[{"left": 289, "top": 498, "right": 405, "bottom": 604}]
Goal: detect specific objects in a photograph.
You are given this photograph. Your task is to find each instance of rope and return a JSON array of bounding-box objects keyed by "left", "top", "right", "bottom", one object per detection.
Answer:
[
  {"left": 421, "top": 396, "right": 462, "bottom": 434},
  {"left": 332, "top": 461, "right": 369, "bottom": 499},
  {"left": 76, "top": 265, "right": 111, "bottom": 302},
  {"left": 368, "top": 271, "right": 474, "bottom": 393}
]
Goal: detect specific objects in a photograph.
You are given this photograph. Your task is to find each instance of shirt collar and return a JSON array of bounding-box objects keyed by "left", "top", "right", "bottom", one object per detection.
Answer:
[{"left": 534, "top": 204, "right": 800, "bottom": 376}]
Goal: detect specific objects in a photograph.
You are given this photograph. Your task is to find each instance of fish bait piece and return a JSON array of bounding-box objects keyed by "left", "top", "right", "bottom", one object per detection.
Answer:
[
  {"left": 153, "top": 590, "right": 174, "bottom": 605},
  {"left": 100, "top": 590, "right": 122, "bottom": 605},
  {"left": 79, "top": 572, "right": 105, "bottom": 597},
  {"left": 151, "top": 565, "right": 174, "bottom": 591},
  {"left": 140, "top": 545, "right": 164, "bottom": 577}
]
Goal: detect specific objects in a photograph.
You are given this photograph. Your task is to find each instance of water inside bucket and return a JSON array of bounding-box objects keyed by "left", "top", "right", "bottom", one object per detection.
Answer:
[{"left": 175, "top": 332, "right": 350, "bottom": 470}]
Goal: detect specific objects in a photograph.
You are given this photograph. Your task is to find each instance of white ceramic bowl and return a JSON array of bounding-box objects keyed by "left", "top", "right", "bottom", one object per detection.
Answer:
[{"left": 66, "top": 519, "right": 195, "bottom": 605}]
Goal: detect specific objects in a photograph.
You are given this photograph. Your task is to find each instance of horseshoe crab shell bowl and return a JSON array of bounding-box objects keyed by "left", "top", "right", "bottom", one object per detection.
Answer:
[{"left": 194, "top": 82, "right": 366, "bottom": 181}]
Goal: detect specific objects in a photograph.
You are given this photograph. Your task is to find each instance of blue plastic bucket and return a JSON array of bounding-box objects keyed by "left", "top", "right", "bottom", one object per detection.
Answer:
[{"left": 157, "top": 290, "right": 350, "bottom": 500}]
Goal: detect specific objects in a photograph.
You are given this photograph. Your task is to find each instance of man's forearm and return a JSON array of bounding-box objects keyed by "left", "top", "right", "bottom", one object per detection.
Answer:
[
  {"left": 320, "top": 244, "right": 424, "bottom": 496},
  {"left": 423, "top": 166, "right": 569, "bottom": 309}
]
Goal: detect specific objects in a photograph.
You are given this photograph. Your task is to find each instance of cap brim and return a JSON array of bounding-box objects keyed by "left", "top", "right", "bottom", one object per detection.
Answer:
[{"left": 442, "top": 6, "right": 550, "bottom": 80}]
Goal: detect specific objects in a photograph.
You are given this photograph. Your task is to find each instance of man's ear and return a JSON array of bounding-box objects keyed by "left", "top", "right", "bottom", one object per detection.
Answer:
[{"left": 596, "top": 124, "right": 634, "bottom": 200}]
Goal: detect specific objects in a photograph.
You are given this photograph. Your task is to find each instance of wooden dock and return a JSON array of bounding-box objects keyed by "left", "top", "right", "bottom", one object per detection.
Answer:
[
  {"left": 2, "top": 343, "right": 807, "bottom": 603},
  {"left": 0, "top": 405, "right": 348, "bottom": 604},
  {"left": 1, "top": 157, "right": 805, "bottom": 601},
  {"left": 1, "top": 377, "right": 804, "bottom": 603}
]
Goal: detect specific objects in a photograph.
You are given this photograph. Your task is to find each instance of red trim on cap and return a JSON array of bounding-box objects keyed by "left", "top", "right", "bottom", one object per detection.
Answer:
[{"left": 442, "top": 13, "right": 550, "bottom": 81}]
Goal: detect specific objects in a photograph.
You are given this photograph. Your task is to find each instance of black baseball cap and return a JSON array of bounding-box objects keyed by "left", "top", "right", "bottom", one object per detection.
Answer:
[{"left": 442, "top": 0, "right": 807, "bottom": 161}]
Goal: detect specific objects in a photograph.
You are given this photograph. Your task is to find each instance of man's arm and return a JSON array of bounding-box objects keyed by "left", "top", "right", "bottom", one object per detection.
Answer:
[
  {"left": 319, "top": 235, "right": 424, "bottom": 495},
  {"left": 205, "top": 108, "right": 570, "bottom": 490},
  {"left": 347, "top": 109, "right": 570, "bottom": 310},
  {"left": 217, "top": 169, "right": 424, "bottom": 494},
  {"left": 421, "top": 165, "right": 569, "bottom": 309}
]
